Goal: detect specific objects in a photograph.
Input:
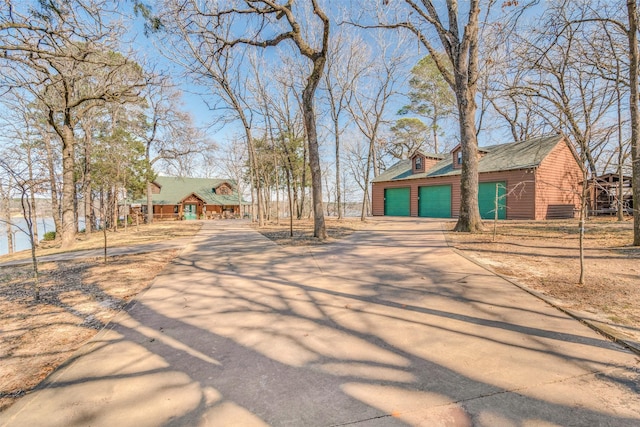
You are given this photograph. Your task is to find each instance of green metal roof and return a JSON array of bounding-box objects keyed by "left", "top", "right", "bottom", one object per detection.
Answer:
[
  {"left": 373, "top": 134, "right": 568, "bottom": 183},
  {"left": 132, "top": 176, "right": 248, "bottom": 205}
]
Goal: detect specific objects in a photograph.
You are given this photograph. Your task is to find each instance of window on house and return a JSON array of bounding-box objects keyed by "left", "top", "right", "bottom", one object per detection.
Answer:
[
  {"left": 415, "top": 157, "right": 422, "bottom": 170},
  {"left": 457, "top": 151, "right": 463, "bottom": 165}
]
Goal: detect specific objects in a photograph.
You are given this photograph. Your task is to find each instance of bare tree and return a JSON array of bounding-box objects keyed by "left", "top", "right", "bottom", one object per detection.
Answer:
[
  {"left": 511, "top": 5, "right": 617, "bottom": 178},
  {"left": 548, "top": 0, "right": 640, "bottom": 243},
  {"left": 322, "top": 28, "right": 369, "bottom": 220},
  {"left": 479, "top": 32, "right": 548, "bottom": 142},
  {"left": 345, "top": 33, "right": 408, "bottom": 221},
  {"left": 509, "top": 5, "right": 621, "bottom": 284},
  {"left": 0, "top": 2, "right": 147, "bottom": 248},
  {"left": 578, "top": 14, "right": 632, "bottom": 221},
  {"left": 0, "top": 172, "right": 14, "bottom": 255},
  {"left": 155, "top": 0, "right": 330, "bottom": 238},
  {"left": 0, "top": 95, "right": 51, "bottom": 246},
  {"left": 0, "top": 154, "right": 45, "bottom": 301},
  {"left": 248, "top": 54, "right": 283, "bottom": 222},
  {"left": 154, "top": 5, "right": 267, "bottom": 226},
  {"left": 371, "top": 0, "right": 486, "bottom": 231},
  {"left": 138, "top": 79, "right": 206, "bottom": 223},
  {"left": 264, "top": 63, "right": 311, "bottom": 220},
  {"left": 626, "top": 0, "right": 640, "bottom": 245},
  {"left": 219, "top": 138, "right": 249, "bottom": 219},
  {"left": 344, "top": 135, "right": 371, "bottom": 217}
]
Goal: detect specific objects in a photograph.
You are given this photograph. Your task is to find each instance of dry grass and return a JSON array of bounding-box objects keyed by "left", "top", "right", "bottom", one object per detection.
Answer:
[
  {"left": 0, "top": 221, "right": 202, "bottom": 264},
  {"left": 446, "top": 217, "right": 640, "bottom": 345},
  {"left": 251, "top": 217, "right": 368, "bottom": 245},
  {"left": 0, "top": 220, "right": 203, "bottom": 411}
]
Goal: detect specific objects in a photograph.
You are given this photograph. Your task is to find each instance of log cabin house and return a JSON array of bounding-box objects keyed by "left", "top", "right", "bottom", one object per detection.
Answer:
[
  {"left": 372, "top": 134, "right": 582, "bottom": 220},
  {"left": 129, "top": 176, "right": 248, "bottom": 220}
]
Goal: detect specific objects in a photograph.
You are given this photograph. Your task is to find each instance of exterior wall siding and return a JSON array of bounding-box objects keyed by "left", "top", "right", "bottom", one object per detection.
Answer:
[
  {"left": 152, "top": 204, "right": 179, "bottom": 220},
  {"left": 372, "top": 142, "right": 582, "bottom": 220},
  {"left": 372, "top": 138, "right": 581, "bottom": 221},
  {"left": 373, "top": 170, "right": 537, "bottom": 219},
  {"left": 478, "top": 170, "right": 536, "bottom": 220},
  {"left": 535, "top": 142, "right": 581, "bottom": 219}
]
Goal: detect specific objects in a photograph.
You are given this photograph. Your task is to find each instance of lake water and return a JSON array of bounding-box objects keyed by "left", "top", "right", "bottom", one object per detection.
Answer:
[{"left": 0, "top": 217, "right": 56, "bottom": 256}]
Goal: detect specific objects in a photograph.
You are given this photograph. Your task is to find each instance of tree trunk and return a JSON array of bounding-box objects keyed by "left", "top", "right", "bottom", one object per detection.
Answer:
[
  {"left": 343, "top": 172, "right": 347, "bottom": 218},
  {"left": 371, "top": 142, "right": 380, "bottom": 178},
  {"left": 84, "top": 129, "right": 93, "bottom": 234},
  {"left": 299, "top": 137, "right": 308, "bottom": 220},
  {"left": 301, "top": 52, "right": 327, "bottom": 239},
  {"left": 60, "top": 121, "right": 76, "bottom": 248},
  {"left": 614, "top": 42, "right": 626, "bottom": 222},
  {"left": 2, "top": 184, "right": 13, "bottom": 255},
  {"left": 617, "top": 87, "right": 625, "bottom": 222},
  {"left": 112, "top": 188, "right": 119, "bottom": 232},
  {"left": 224, "top": 77, "right": 263, "bottom": 226},
  {"left": 275, "top": 152, "right": 280, "bottom": 224},
  {"left": 247, "top": 129, "right": 264, "bottom": 226},
  {"left": 146, "top": 181, "right": 154, "bottom": 224},
  {"left": 266, "top": 117, "right": 280, "bottom": 224},
  {"left": 286, "top": 169, "right": 293, "bottom": 237},
  {"left": 627, "top": 0, "right": 640, "bottom": 245},
  {"left": 578, "top": 206, "right": 585, "bottom": 284},
  {"left": 453, "top": 83, "right": 482, "bottom": 232},
  {"left": 42, "top": 132, "right": 62, "bottom": 238},
  {"left": 577, "top": 146, "right": 588, "bottom": 285},
  {"left": 361, "top": 136, "right": 374, "bottom": 222},
  {"left": 101, "top": 190, "right": 108, "bottom": 264},
  {"left": 20, "top": 191, "right": 40, "bottom": 300},
  {"left": 302, "top": 98, "right": 327, "bottom": 238},
  {"left": 335, "top": 123, "right": 342, "bottom": 220},
  {"left": 29, "top": 190, "right": 38, "bottom": 247},
  {"left": 26, "top": 145, "right": 39, "bottom": 247}
]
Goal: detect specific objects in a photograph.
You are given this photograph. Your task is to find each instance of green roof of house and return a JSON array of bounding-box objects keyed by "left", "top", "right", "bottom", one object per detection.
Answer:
[
  {"left": 373, "top": 134, "right": 569, "bottom": 183},
  {"left": 133, "top": 176, "right": 248, "bottom": 205}
]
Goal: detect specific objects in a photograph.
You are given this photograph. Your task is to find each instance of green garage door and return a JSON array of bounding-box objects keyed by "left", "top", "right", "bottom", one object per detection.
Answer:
[
  {"left": 479, "top": 182, "right": 506, "bottom": 219},
  {"left": 384, "top": 187, "right": 410, "bottom": 216},
  {"left": 419, "top": 185, "right": 451, "bottom": 218}
]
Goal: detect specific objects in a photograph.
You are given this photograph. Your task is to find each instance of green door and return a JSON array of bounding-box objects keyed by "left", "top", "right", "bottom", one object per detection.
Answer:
[
  {"left": 184, "top": 204, "right": 197, "bottom": 220},
  {"left": 384, "top": 188, "right": 410, "bottom": 216},
  {"left": 419, "top": 185, "right": 451, "bottom": 218},
  {"left": 478, "top": 182, "right": 506, "bottom": 219}
]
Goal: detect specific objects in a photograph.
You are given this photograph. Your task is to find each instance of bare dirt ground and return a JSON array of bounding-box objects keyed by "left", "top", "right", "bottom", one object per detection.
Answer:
[
  {"left": 0, "top": 221, "right": 202, "bottom": 264},
  {"left": 250, "top": 217, "right": 368, "bottom": 245},
  {"left": 445, "top": 217, "right": 640, "bottom": 349},
  {"left": 0, "top": 221, "right": 202, "bottom": 411}
]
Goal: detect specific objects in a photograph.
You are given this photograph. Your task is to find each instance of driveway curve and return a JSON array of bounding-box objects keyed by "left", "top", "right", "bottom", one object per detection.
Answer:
[{"left": 1, "top": 218, "right": 639, "bottom": 426}]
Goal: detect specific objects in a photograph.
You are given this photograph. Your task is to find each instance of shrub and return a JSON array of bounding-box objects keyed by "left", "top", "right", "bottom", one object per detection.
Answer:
[{"left": 43, "top": 231, "right": 56, "bottom": 241}]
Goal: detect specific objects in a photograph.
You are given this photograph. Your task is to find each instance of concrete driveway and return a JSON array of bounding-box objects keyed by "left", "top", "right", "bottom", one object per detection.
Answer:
[{"left": 1, "top": 218, "right": 639, "bottom": 426}]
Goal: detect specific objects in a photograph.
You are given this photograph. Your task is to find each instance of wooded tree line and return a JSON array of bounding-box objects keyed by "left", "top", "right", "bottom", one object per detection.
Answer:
[
  {"left": 0, "top": 1, "right": 207, "bottom": 252},
  {"left": 1, "top": 0, "right": 640, "bottom": 247}
]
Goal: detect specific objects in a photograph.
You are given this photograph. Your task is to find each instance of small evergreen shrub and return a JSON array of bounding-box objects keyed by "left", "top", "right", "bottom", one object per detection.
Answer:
[{"left": 43, "top": 231, "right": 56, "bottom": 241}]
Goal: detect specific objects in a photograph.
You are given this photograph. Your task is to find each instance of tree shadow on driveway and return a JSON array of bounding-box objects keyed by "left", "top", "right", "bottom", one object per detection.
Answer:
[{"left": 3, "top": 219, "right": 640, "bottom": 426}]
